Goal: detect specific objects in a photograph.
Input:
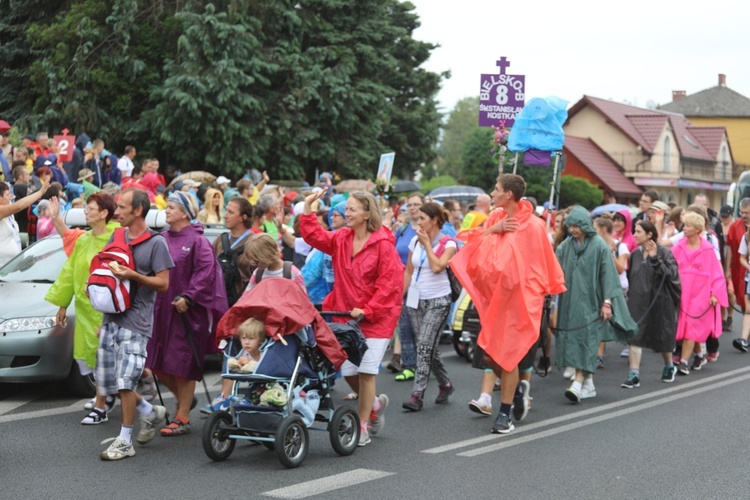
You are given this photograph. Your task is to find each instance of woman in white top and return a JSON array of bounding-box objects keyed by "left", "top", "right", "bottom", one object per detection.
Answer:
[
  {"left": 0, "top": 181, "right": 48, "bottom": 266},
  {"left": 401, "top": 202, "right": 457, "bottom": 411}
]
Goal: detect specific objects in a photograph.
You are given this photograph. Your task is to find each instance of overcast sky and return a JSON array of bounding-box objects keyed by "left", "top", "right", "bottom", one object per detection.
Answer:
[{"left": 408, "top": 0, "right": 750, "bottom": 115}]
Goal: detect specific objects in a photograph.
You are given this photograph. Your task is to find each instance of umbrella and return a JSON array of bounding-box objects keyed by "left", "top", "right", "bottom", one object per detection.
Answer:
[
  {"left": 427, "top": 185, "right": 486, "bottom": 203},
  {"left": 167, "top": 170, "right": 217, "bottom": 189},
  {"left": 392, "top": 180, "right": 422, "bottom": 193},
  {"left": 0, "top": 120, "right": 11, "bottom": 134},
  {"left": 333, "top": 179, "right": 373, "bottom": 193},
  {"left": 590, "top": 203, "right": 630, "bottom": 217}
]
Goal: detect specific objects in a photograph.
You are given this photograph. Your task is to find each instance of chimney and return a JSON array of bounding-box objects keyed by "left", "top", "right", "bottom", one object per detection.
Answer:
[
  {"left": 719, "top": 73, "right": 726, "bottom": 87},
  {"left": 672, "top": 90, "right": 686, "bottom": 101}
]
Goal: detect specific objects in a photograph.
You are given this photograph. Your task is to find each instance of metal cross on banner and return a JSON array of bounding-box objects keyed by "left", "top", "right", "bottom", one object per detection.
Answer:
[{"left": 478, "top": 57, "right": 525, "bottom": 127}]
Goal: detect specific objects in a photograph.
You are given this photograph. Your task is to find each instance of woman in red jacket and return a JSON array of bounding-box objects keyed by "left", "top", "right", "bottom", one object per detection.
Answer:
[{"left": 301, "top": 190, "right": 404, "bottom": 447}]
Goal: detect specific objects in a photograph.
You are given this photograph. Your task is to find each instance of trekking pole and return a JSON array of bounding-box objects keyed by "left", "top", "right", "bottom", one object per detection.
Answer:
[
  {"left": 177, "top": 308, "right": 213, "bottom": 406},
  {"left": 151, "top": 373, "right": 171, "bottom": 425}
]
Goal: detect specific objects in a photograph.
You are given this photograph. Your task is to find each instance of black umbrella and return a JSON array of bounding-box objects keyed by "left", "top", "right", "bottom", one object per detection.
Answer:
[
  {"left": 391, "top": 180, "right": 422, "bottom": 193},
  {"left": 427, "top": 185, "right": 486, "bottom": 203}
]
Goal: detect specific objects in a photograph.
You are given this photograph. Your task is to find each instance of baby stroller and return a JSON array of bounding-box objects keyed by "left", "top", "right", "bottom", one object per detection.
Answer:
[{"left": 203, "top": 279, "right": 364, "bottom": 468}]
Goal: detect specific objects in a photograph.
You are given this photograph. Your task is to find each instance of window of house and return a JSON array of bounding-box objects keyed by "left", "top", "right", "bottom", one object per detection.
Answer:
[
  {"left": 721, "top": 145, "right": 729, "bottom": 180},
  {"left": 663, "top": 136, "right": 671, "bottom": 173}
]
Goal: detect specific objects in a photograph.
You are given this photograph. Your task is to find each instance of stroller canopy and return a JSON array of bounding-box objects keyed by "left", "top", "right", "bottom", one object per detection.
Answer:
[{"left": 217, "top": 279, "right": 348, "bottom": 370}]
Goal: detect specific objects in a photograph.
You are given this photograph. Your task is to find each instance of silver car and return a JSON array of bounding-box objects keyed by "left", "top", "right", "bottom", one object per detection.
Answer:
[{"left": 0, "top": 208, "right": 228, "bottom": 396}]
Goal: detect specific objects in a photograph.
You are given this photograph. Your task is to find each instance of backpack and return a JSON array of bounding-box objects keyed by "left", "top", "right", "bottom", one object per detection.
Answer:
[
  {"left": 86, "top": 228, "right": 153, "bottom": 314},
  {"left": 218, "top": 232, "right": 248, "bottom": 307},
  {"left": 255, "top": 261, "right": 293, "bottom": 282},
  {"left": 435, "top": 235, "right": 462, "bottom": 302}
]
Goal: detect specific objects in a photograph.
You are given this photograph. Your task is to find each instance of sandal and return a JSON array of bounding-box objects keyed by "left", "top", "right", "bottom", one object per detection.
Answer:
[
  {"left": 160, "top": 418, "right": 191, "bottom": 436},
  {"left": 343, "top": 392, "right": 359, "bottom": 400},
  {"left": 395, "top": 368, "right": 415, "bottom": 381},
  {"left": 81, "top": 408, "right": 108, "bottom": 425}
]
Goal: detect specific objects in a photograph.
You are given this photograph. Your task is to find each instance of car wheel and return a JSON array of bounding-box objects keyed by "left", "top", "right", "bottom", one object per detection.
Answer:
[{"left": 65, "top": 360, "right": 96, "bottom": 397}]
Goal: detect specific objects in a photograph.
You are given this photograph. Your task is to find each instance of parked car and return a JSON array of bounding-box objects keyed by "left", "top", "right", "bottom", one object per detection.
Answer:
[{"left": 0, "top": 208, "right": 228, "bottom": 395}]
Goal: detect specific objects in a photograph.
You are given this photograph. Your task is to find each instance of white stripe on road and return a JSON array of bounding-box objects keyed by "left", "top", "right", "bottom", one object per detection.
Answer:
[
  {"left": 0, "top": 373, "right": 224, "bottom": 425},
  {"left": 422, "top": 365, "right": 750, "bottom": 455},
  {"left": 262, "top": 468, "right": 395, "bottom": 499},
  {"left": 459, "top": 371, "right": 750, "bottom": 457},
  {"left": 0, "top": 396, "right": 38, "bottom": 416}
]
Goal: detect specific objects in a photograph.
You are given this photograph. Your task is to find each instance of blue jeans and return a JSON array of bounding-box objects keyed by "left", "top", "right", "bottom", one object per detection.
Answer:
[{"left": 399, "top": 304, "right": 417, "bottom": 369}]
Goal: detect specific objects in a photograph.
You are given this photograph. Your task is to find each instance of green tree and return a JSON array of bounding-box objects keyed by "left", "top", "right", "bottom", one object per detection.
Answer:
[
  {"left": 559, "top": 175, "right": 604, "bottom": 209},
  {"left": 439, "top": 96, "right": 478, "bottom": 179}
]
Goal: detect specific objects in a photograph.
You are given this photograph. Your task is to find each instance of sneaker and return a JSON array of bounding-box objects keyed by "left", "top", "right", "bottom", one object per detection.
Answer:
[
  {"left": 677, "top": 362, "right": 690, "bottom": 376},
  {"left": 621, "top": 347, "right": 629, "bottom": 357},
  {"left": 136, "top": 405, "right": 166, "bottom": 445},
  {"left": 512, "top": 380, "right": 530, "bottom": 422},
  {"left": 661, "top": 365, "right": 676, "bottom": 383},
  {"left": 402, "top": 393, "right": 423, "bottom": 412},
  {"left": 358, "top": 423, "right": 371, "bottom": 447},
  {"left": 200, "top": 395, "right": 229, "bottom": 415},
  {"left": 596, "top": 356, "right": 605, "bottom": 369},
  {"left": 468, "top": 399, "right": 492, "bottom": 416},
  {"left": 369, "top": 394, "right": 389, "bottom": 434},
  {"left": 491, "top": 412, "right": 514, "bottom": 434},
  {"left": 81, "top": 408, "right": 108, "bottom": 425},
  {"left": 581, "top": 384, "right": 597, "bottom": 399},
  {"left": 565, "top": 384, "right": 581, "bottom": 403},
  {"left": 733, "top": 338, "right": 748, "bottom": 353},
  {"left": 99, "top": 437, "right": 135, "bottom": 461},
  {"left": 621, "top": 373, "right": 640, "bottom": 389},
  {"left": 691, "top": 355, "right": 707, "bottom": 371},
  {"left": 435, "top": 384, "right": 455, "bottom": 404},
  {"left": 706, "top": 352, "right": 719, "bottom": 363},
  {"left": 562, "top": 367, "right": 576, "bottom": 380},
  {"left": 140, "top": 381, "right": 157, "bottom": 402}
]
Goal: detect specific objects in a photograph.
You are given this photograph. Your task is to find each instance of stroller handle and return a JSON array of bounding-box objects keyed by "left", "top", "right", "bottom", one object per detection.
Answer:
[{"left": 320, "top": 311, "right": 364, "bottom": 323}]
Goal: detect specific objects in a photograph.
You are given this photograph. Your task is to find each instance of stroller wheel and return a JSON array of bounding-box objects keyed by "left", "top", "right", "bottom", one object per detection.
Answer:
[
  {"left": 202, "top": 411, "right": 236, "bottom": 462},
  {"left": 275, "top": 415, "right": 309, "bottom": 468},
  {"left": 329, "top": 406, "right": 359, "bottom": 456}
]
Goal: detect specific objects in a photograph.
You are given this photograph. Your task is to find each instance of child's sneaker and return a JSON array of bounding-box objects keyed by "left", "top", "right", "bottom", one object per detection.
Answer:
[{"left": 201, "top": 395, "right": 229, "bottom": 415}]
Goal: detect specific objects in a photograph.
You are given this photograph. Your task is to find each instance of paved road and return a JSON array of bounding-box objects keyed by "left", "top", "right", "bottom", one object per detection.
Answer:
[{"left": 3, "top": 317, "right": 750, "bottom": 499}]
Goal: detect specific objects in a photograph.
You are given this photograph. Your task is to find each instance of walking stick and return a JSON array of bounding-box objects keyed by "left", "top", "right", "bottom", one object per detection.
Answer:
[
  {"left": 151, "top": 373, "right": 171, "bottom": 425},
  {"left": 178, "top": 307, "right": 213, "bottom": 406}
]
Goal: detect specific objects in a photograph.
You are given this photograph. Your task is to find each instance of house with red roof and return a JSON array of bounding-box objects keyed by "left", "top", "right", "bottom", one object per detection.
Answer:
[{"left": 564, "top": 95, "right": 733, "bottom": 208}]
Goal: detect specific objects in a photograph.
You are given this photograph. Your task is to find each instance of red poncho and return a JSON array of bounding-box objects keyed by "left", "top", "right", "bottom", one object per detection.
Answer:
[
  {"left": 451, "top": 200, "right": 566, "bottom": 371},
  {"left": 726, "top": 218, "right": 747, "bottom": 309}
]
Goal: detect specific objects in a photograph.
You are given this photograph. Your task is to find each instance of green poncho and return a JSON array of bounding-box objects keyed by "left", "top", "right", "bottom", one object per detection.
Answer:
[
  {"left": 45, "top": 222, "right": 118, "bottom": 368},
  {"left": 555, "top": 207, "right": 637, "bottom": 373}
]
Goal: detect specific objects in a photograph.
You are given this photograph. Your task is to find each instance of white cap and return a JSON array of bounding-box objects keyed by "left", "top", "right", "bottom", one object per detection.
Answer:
[
  {"left": 43, "top": 160, "right": 53, "bottom": 166},
  {"left": 181, "top": 179, "right": 201, "bottom": 188},
  {"left": 293, "top": 201, "right": 305, "bottom": 216},
  {"left": 216, "top": 175, "right": 231, "bottom": 186}
]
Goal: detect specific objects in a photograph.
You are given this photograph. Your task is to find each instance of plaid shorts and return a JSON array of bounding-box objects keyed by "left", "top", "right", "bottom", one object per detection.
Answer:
[{"left": 96, "top": 323, "right": 148, "bottom": 395}]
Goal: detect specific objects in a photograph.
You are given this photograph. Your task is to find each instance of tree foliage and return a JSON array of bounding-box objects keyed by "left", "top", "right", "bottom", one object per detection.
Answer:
[
  {"left": 439, "top": 96, "right": 478, "bottom": 180},
  {"left": 559, "top": 175, "right": 604, "bottom": 209},
  {"left": 0, "top": 0, "right": 446, "bottom": 181}
]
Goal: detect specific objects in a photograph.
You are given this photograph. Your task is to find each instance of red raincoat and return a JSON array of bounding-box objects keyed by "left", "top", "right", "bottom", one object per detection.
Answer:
[
  {"left": 726, "top": 218, "right": 746, "bottom": 309},
  {"left": 451, "top": 201, "right": 566, "bottom": 371},
  {"left": 216, "top": 278, "right": 347, "bottom": 370},
  {"left": 299, "top": 213, "right": 404, "bottom": 339}
]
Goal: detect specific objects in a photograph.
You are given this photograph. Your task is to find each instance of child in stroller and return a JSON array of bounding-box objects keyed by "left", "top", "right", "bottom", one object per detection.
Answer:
[{"left": 204, "top": 278, "right": 361, "bottom": 468}]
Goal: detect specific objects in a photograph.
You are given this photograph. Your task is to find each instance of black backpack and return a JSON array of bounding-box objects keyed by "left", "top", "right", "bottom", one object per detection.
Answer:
[{"left": 218, "top": 233, "right": 248, "bottom": 307}]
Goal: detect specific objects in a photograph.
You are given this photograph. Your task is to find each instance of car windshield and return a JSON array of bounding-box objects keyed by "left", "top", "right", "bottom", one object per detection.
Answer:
[{"left": 0, "top": 237, "right": 66, "bottom": 283}]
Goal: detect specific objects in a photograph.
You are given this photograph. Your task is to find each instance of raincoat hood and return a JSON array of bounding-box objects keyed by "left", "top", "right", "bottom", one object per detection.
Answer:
[
  {"left": 75, "top": 133, "right": 90, "bottom": 151},
  {"left": 565, "top": 206, "right": 596, "bottom": 236},
  {"left": 615, "top": 208, "right": 637, "bottom": 252},
  {"left": 168, "top": 222, "right": 205, "bottom": 237},
  {"left": 328, "top": 201, "right": 347, "bottom": 230}
]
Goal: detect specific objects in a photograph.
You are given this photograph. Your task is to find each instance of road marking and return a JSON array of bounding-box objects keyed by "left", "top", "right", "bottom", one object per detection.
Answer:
[
  {"left": 0, "top": 396, "right": 38, "bottom": 416},
  {"left": 422, "top": 365, "right": 750, "bottom": 454},
  {"left": 0, "top": 373, "right": 224, "bottom": 425},
  {"left": 458, "top": 372, "right": 750, "bottom": 457},
  {"left": 262, "top": 468, "right": 395, "bottom": 499}
]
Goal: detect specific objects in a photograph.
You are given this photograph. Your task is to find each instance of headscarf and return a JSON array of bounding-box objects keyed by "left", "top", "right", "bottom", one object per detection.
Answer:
[
  {"left": 328, "top": 201, "right": 347, "bottom": 229},
  {"left": 614, "top": 208, "right": 637, "bottom": 252},
  {"left": 168, "top": 191, "right": 198, "bottom": 221}
]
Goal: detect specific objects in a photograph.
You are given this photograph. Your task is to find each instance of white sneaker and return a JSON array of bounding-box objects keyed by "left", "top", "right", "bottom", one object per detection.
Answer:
[
  {"left": 99, "top": 437, "right": 135, "bottom": 461},
  {"left": 581, "top": 384, "right": 597, "bottom": 399},
  {"left": 562, "top": 367, "right": 576, "bottom": 380},
  {"left": 620, "top": 347, "right": 629, "bottom": 357},
  {"left": 358, "top": 424, "right": 371, "bottom": 447},
  {"left": 136, "top": 405, "right": 166, "bottom": 445},
  {"left": 565, "top": 383, "right": 581, "bottom": 403}
]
